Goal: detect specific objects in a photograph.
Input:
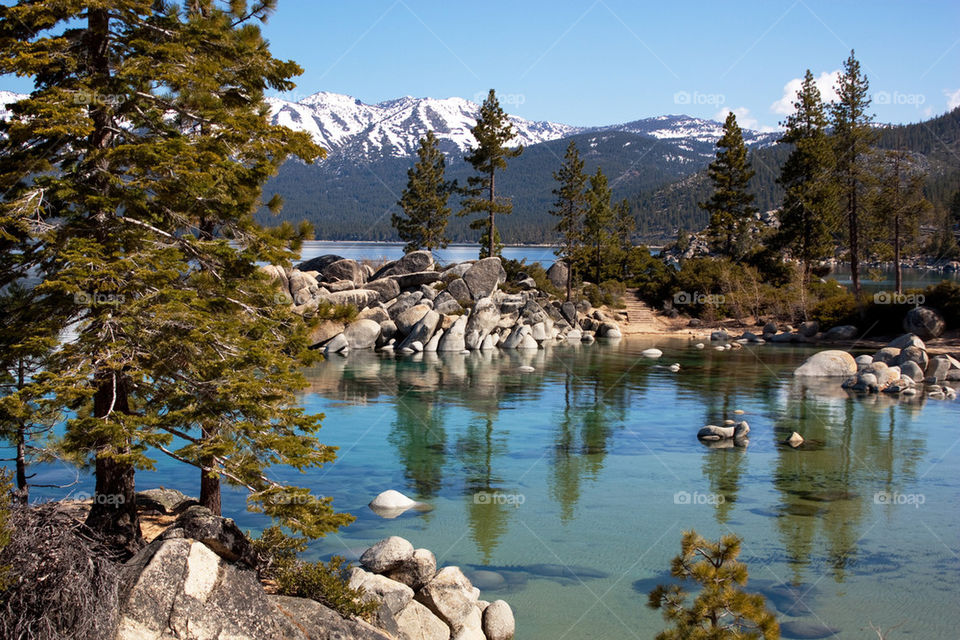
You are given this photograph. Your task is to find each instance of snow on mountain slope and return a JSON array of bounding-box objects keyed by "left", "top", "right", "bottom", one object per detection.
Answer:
[
  {"left": 267, "top": 92, "right": 580, "bottom": 160},
  {"left": 0, "top": 91, "right": 27, "bottom": 120},
  {"left": 600, "top": 114, "right": 779, "bottom": 148}
]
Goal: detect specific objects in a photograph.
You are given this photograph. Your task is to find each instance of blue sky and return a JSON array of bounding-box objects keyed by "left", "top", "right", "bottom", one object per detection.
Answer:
[
  {"left": 3, "top": 1, "right": 958, "bottom": 130},
  {"left": 256, "top": 0, "right": 959, "bottom": 129}
]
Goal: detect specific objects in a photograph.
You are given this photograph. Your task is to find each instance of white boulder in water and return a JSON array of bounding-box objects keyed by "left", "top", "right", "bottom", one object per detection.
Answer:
[
  {"left": 642, "top": 348, "right": 662, "bottom": 358},
  {"left": 368, "top": 489, "right": 432, "bottom": 519}
]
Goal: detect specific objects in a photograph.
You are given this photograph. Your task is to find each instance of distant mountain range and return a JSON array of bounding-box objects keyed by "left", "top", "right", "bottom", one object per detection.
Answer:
[{"left": 3, "top": 90, "right": 956, "bottom": 245}]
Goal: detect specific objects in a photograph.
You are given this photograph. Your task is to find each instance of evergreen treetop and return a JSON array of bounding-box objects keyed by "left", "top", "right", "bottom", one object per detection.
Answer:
[
  {"left": 394, "top": 130, "right": 455, "bottom": 252},
  {"left": 700, "top": 111, "right": 757, "bottom": 260}
]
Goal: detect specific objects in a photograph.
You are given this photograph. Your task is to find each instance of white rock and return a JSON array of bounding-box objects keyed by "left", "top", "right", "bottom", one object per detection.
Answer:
[{"left": 641, "top": 348, "right": 662, "bottom": 358}]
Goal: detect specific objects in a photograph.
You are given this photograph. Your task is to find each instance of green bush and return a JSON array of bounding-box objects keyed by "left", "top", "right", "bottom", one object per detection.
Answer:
[
  {"left": 584, "top": 280, "right": 626, "bottom": 308},
  {"left": 313, "top": 301, "right": 358, "bottom": 324},
  {"left": 922, "top": 280, "right": 960, "bottom": 328},
  {"left": 253, "top": 526, "right": 377, "bottom": 621},
  {"left": 808, "top": 280, "right": 858, "bottom": 329},
  {"left": 501, "top": 258, "right": 562, "bottom": 298}
]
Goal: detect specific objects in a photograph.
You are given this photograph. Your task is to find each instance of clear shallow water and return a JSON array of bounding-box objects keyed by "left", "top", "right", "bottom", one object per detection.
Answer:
[{"left": 14, "top": 338, "right": 960, "bottom": 639}]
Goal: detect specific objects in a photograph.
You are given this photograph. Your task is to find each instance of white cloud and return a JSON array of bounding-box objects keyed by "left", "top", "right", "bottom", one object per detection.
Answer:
[
  {"left": 713, "top": 107, "right": 777, "bottom": 133},
  {"left": 770, "top": 70, "right": 841, "bottom": 115},
  {"left": 946, "top": 88, "right": 960, "bottom": 110}
]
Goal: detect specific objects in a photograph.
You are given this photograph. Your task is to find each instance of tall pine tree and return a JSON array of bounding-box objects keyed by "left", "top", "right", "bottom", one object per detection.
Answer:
[
  {"left": 831, "top": 50, "right": 875, "bottom": 297},
  {"left": 870, "top": 148, "right": 930, "bottom": 294},
  {"left": 700, "top": 112, "right": 757, "bottom": 259},
  {"left": 0, "top": 0, "right": 351, "bottom": 550},
  {"left": 460, "top": 90, "right": 523, "bottom": 258},
  {"left": 549, "top": 141, "right": 588, "bottom": 300},
  {"left": 393, "top": 131, "right": 455, "bottom": 252},
  {"left": 582, "top": 168, "right": 614, "bottom": 283},
  {"left": 776, "top": 69, "right": 838, "bottom": 280}
]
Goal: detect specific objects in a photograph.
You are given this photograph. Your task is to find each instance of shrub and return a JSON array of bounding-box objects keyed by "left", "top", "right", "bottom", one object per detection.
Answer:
[
  {"left": 808, "top": 280, "right": 857, "bottom": 329},
  {"left": 501, "top": 258, "right": 562, "bottom": 298},
  {"left": 584, "top": 280, "right": 626, "bottom": 308},
  {"left": 922, "top": 280, "right": 960, "bottom": 328},
  {"left": 313, "top": 301, "right": 358, "bottom": 324},
  {"left": 253, "top": 526, "right": 377, "bottom": 621}
]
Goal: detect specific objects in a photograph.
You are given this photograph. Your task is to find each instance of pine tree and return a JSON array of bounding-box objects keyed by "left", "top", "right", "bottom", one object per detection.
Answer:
[
  {"left": 0, "top": 0, "right": 351, "bottom": 550},
  {"left": 776, "top": 70, "right": 838, "bottom": 280},
  {"left": 393, "top": 131, "right": 455, "bottom": 252},
  {"left": 611, "top": 198, "right": 636, "bottom": 279},
  {"left": 582, "top": 168, "right": 614, "bottom": 283},
  {"left": 831, "top": 50, "right": 876, "bottom": 297},
  {"left": 649, "top": 530, "right": 780, "bottom": 640},
  {"left": 460, "top": 90, "right": 523, "bottom": 258},
  {"left": 870, "top": 148, "right": 931, "bottom": 293},
  {"left": 549, "top": 141, "right": 589, "bottom": 300},
  {"left": 700, "top": 112, "right": 757, "bottom": 259}
]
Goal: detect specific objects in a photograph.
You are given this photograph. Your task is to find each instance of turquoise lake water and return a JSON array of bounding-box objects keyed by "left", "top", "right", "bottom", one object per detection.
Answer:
[{"left": 24, "top": 336, "right": 960, "bottom": 639}]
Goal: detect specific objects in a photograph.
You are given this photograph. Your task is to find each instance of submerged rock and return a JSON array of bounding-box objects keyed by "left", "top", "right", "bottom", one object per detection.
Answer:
[{"left": 794, "top": 350, "right": 857, "bottom": 377}]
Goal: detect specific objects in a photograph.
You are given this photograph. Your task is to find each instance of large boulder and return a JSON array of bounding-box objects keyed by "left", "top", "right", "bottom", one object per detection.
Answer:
[
  {"left": 798, "top": 320, "right": 819, "bottom": 337},
  {"left": 344, "top": 319, "right": 382, "bottom": 349},
  {"left": 365, "top": 278, "right": 401, "bottom": 303},
  {"left": 896, "top": 345, "right": 929, "bottom": 371},
  {"left": 903, "top": 306, "right": 945, "bottom": 339},
  {"left": 271, "top": 595, "right": 394, "bottom": 640},
  {"left": 324, "top": 289, "right": 380, "bottom": 310},
  {"left": 415, "top": 567, "right": 482, "bottom": 637},
  {"left": 464, "top": 297, "right": 500, "bottom": 350},
  {"left": 346, "top": 568, "right": 414, "bottom": 615},
  {"left": 887, "top": 333, "right": 926, "bottom": 351},
  {"left": 394, "top": 600, "right": 450, "bottom": 640},
  {"left": 481, "top": 600, "right": 515, "bottom": 640},
  {"left": 546, "top": 261, "right": 568, "bottom": 291},
  {"left": 397, "top": 311, "right": 440, "bottom": 351},
  {"left": 308, "top": 320, "right": 346, "bottom": 347},
  {"left": 297, "top": 254, "right": 345, "bottom": 273},
  {"left": 446, "top": 278, "right": 471, "bottom": 303},
  {"left": 321, "top": 258, "right": 365, "bottom": 285},
  {"left": 163, "top": 506, "right": 258, "bottom": 567},
  {"left": 462, "top": 258, "right": 506, "bottom": 300},
  {"left": 396, "top": 304, "right": 432, "bottom": 336},
  {"left": 371, "top": 251, "right": 434, "bottom": 280},
  {"left": 438, "top": 315, "right": 468, "bottom": 352},
  {"left": 360, "top": 537, "right": 415, "bottom": 574},
  {"left": 392, "top": 271, "right": 441, "bottom": 290},
  {"left": 823, "top": 325, "right": 858, "bottom": 340},
  {"left": 136, "top": 488, "right": 198, "bottom": 515},
  {"left": 385, "top": 548, "right": 437, "bottom": 593},
  {"left": 794, "top": 350, "right": 857, "bottom": 377},
  {"left": 872, "top": 347, "right": 901, "bottom": 365},
  {"left": 926, "top": 355, "right": 952, "bottom": 382},
  {"left": 118, "top": 537, "right": 302, "bottom": 640},
  {"left": 899, "top": 360, "right": 925, "bottom": 381},
  {"left": 433, "top": 292, "right": 463, "bottom": 316}
]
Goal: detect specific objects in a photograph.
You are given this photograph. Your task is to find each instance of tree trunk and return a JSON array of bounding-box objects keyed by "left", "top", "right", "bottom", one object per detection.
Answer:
[
  {"left": 566, "top": 252, "right": 573, "bottom": 302},
  {"left": 199, "top": 424, "right": 222, "bottom": 515},
  {"left": 84, "top": 372, "right": 142, "bottom": 554},
  {"left": 200, "top": 468, "right": 222, "bottom": 515},
  {"left": 14, "top": 359, "right": 27, "bottom": 503},
  {"left": 849, "top": 179, "right": 861, "bottom": 297},
  {"left": 894, "top": 215, "right": 902, "bottom": 296},
  {"left": 488, "top": 169, "right": 496, "bottom": 258}
]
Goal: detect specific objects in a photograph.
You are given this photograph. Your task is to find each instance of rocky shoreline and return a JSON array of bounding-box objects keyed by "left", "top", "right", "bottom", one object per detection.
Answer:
[
  {"left": 260, "top": 251, "right": 625, "bottom": 356},
  {"left": 56, "top": 488, "right": 515, "bottom": 640}
]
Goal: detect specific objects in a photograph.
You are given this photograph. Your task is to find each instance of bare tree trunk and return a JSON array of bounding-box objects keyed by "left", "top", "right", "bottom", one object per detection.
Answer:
[
  {"left": 199, "top": 424, "right": 222, "bottom": 515},
  {"left": 488, "top": 169, "right": 495, "bottom": 258}
]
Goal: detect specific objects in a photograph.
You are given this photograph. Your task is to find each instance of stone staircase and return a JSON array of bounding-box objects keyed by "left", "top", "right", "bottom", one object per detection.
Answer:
[{"left": 621, "top": 289, "right": 665, "bottom": 334}]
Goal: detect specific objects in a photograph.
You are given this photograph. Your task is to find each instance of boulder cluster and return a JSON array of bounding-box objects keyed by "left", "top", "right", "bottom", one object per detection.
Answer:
[
  {"left": 793, "top": 333, "right": 959, "bottom": 400},
  {"left": 352, "top": 536, "right": 515, "bottom": 640},
  {"left": 114, "top": 496, "right": 514, "bottom": 640},
  {"left": 840, "top": 334, "right": 959, "bottom": 398},
  {"left": 260, "top": 251, "right": 625, "bottom": 355}
]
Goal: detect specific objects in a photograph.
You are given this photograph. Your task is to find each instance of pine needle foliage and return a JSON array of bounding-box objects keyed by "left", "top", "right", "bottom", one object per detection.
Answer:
[
  {"left": 648, "top": 530, "right": 780, "bottom": 640},
  {"left": 0, "top": 0, "right": 351, "bottom": 549}
]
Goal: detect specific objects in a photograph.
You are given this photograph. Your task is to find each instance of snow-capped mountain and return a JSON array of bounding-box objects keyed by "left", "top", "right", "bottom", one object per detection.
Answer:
[
  {"left": 266, "top": 92, "right": 580, "bottom": 160},
  {"left": 600, "top": 114, "right": 779, "bottom": 148}
]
